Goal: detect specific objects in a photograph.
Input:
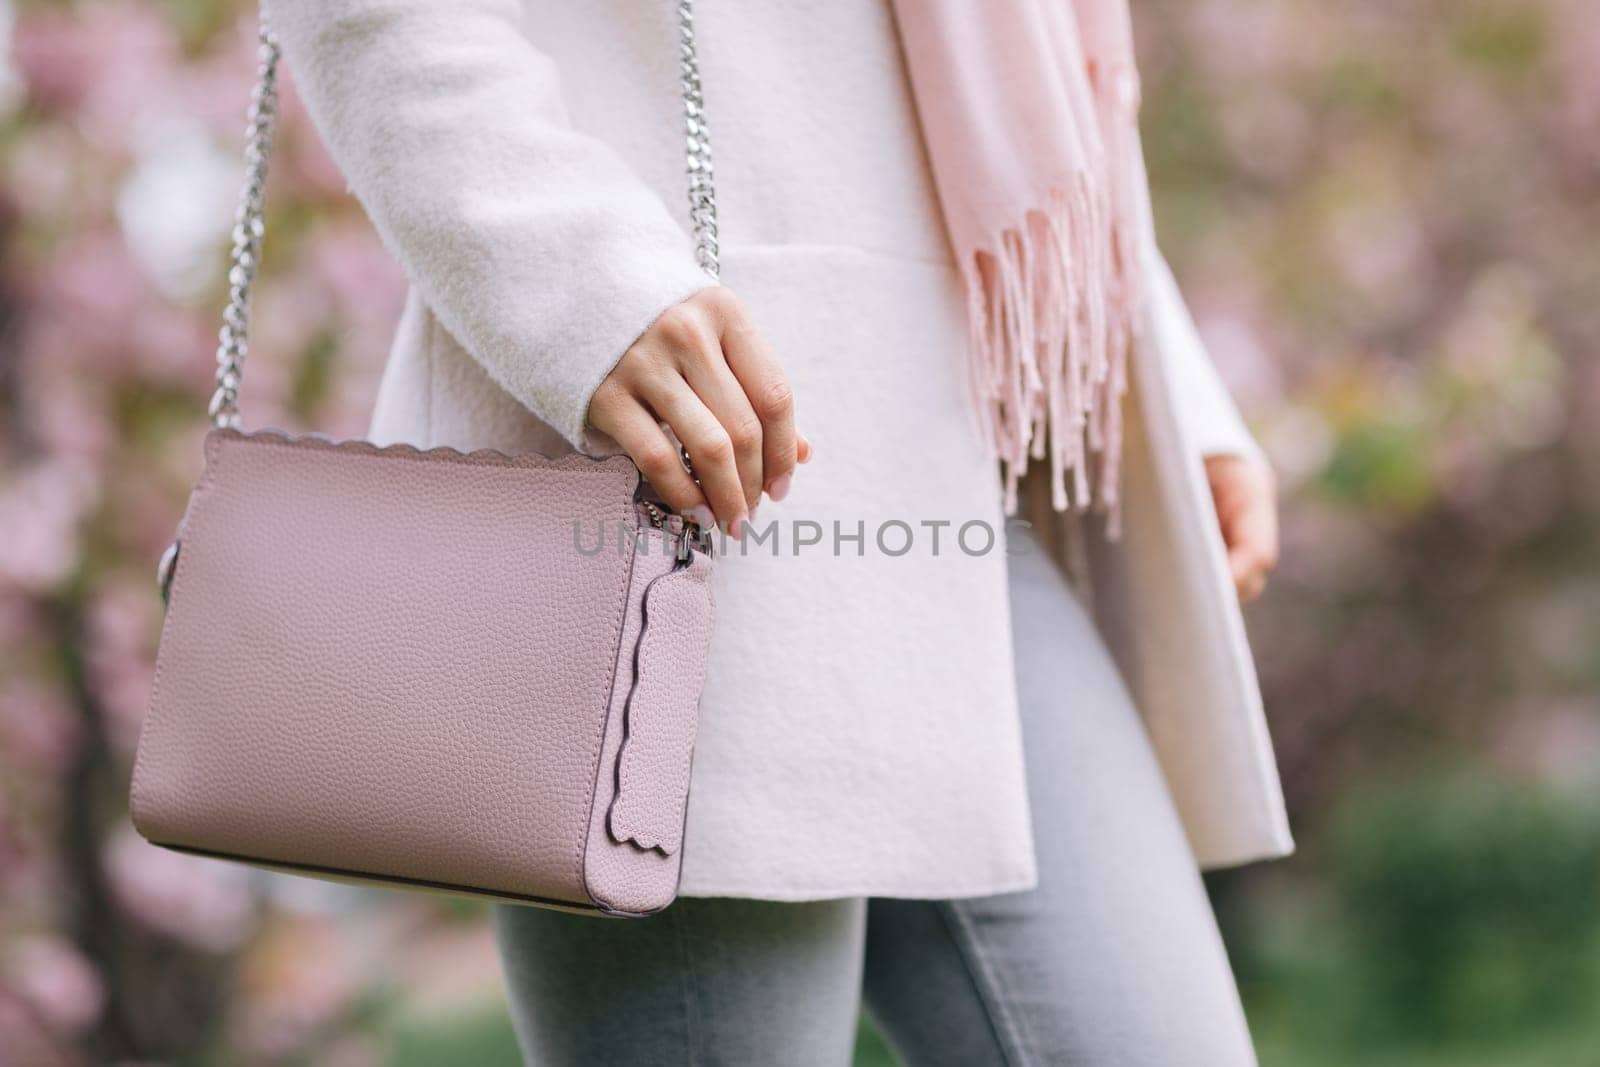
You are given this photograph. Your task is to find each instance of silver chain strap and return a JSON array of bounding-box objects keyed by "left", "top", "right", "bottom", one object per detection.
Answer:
[
  {"left": 209, "top": 28, "right": 281, "bottom": 429},
  {"left": 208, "top": 5, "right": 718, "bottom": 427},
  {"left": 676, "top": 0, "right": 719, "bottom": 281}
]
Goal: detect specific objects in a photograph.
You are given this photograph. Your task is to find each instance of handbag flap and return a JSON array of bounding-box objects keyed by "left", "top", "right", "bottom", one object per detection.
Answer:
[
  {"left": 132, "top": 429, "right": 645, "bottom": 905},
  {"left": 606, "top": 559, "right": 716, "bottom": 855}
]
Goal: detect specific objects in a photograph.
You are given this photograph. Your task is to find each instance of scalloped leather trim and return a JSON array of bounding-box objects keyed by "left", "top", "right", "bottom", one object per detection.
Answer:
[
  {"left": 207, "top": 426, "right": 641, "bottom": 478},
  {"left": 606, "top": 563, "right": 715, "bottom": 856}
]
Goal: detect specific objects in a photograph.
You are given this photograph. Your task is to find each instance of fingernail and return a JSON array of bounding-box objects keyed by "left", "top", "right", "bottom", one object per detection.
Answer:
[
  {"left": 727, "top": 514, "right": 746, "bottom": 540},
  {"left": 767, "top": 474, "right": 792, "bottom": 503},
  {"left": 685, "top": 506, "right": 714, "bottom": 529}
]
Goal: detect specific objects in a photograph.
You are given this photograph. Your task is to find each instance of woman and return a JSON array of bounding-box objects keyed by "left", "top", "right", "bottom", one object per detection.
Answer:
[{"left": 272, "top": 0, "right": 1291, "bottom": 1062}]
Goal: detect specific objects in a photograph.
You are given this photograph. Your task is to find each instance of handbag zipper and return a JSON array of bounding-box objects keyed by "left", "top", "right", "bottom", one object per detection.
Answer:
[
  {"left": 636, "top": 501, "right": 708, "bottom": 564},
  {"left": 638, "top": 501, "right": 668, "bottom": 529}
]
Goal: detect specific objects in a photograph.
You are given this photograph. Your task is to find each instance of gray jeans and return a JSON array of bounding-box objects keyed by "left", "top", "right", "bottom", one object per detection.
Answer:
[{"left": 494, "top": 541, "right": 1257, "bottom": 1065}]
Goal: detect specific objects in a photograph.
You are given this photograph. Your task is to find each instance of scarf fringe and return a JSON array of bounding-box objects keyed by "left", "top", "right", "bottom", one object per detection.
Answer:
[{"left": 964, "top": 171, "right": 1141, "bottom": 531}]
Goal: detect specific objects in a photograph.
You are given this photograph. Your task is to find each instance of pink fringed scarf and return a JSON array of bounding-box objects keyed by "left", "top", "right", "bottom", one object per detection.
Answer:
[{"left": 891, "top": 0, "right": 1155, "bottom": 520}]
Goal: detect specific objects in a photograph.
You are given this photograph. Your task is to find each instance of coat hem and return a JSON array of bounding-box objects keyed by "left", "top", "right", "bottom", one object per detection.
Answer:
[
  {"left": 1194, "top": 825, "right": 1296, "bottom": 872},
  {"left": 676, "top": 872, "right": 1041, "bottom": 903},
  {"left": 676, "top": 828, "right": 1296, "bottom": 901}
]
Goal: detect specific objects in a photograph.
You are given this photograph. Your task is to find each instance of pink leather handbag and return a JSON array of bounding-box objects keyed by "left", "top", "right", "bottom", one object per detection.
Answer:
[{"left": 130, "top": 11, "right": 720, "bottom": 917}]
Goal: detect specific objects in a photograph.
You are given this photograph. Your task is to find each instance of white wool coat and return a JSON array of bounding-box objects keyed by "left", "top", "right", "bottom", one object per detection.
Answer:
[{"left": 272, "top": 0, "right": 1293, "bottom": 899}]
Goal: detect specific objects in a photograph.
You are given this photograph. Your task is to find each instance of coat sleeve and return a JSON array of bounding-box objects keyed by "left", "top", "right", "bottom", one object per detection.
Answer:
[
  {"left": 1141, "top": 241, "right": 1265, "bottom": 462},
  {"left": 269, "top": 0, "right": 712, "bottom": 449}
]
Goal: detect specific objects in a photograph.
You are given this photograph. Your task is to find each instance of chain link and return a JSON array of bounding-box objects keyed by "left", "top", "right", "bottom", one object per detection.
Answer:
[
  {"left": 676, "top": 0, "right": 720, "bottom": 281},
  {"left": 209, "top": 27, "right": 280, "bottom": 429},
  {"left": 211, "top": 8, "right": 717, "bottom": 427}
]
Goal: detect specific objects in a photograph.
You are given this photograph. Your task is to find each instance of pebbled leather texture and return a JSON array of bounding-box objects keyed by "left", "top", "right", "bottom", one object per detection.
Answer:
[
  {"left": 130, "top": 428, "right": 712, "bottom": 913},
  {"left": 608, "top": 561, "right": 715, "bottom": 855},
  {"left": 581, "top": 547, "right": 713, "bottom": 914}
]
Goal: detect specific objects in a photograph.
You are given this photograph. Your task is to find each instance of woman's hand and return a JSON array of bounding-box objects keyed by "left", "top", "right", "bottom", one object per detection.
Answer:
[
  {"left": 1204, "top": 455, "right": 1279, "bottom": 603},
  {"left": 587, "top": 287, "right": 810, "bottom": 537}
]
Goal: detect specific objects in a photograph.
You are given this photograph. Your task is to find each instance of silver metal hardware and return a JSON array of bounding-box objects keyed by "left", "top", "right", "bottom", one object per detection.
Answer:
[
  {"left": 678, "top": 445, "right": 705, "bottom": 496},
  {"left": 209, "top": 28, "right": 280, "bottom": 430},
  {"left": 676, "top": 0, "right": 720, "bottom": 281},
  {"left": 637, "top": 500, "right": 706, "bottom": 564},
  {"left": 157, "top": 540, "right": 181, "bottom": 604}
]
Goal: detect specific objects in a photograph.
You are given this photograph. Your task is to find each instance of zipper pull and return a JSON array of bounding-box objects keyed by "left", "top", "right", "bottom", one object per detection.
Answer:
[{"left": 635, "top": 501, "right": 710, "bottom": 564}]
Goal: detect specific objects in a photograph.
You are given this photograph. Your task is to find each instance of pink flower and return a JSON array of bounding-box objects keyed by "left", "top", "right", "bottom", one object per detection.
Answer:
[
  {"left": 11, "top": 3, "right": 177, "bottom": 154},
  {"left": 1493, "top": 696, "right": 1600, "bottom": 787},
  {"left": 3, "top": 936, "right": 104, "bottom": 1033},
  {"left": 23, "top": 227, "right": 212, "bottom": 388},
  {"left": 0, "top": 459, "right": 97, "bottom": 594},
  {"left": 103, "top": 829, "right": 256, "bottom": 953},
  {"left": 1194, "top": 308, "right": 1285, "bottom": 416},
  {"left": 1181, "top": 0, "right": 1334, "bottom": 85},
  {"left": 233, "top": 916, "right": 364, "bottom": 1058},
  {"left": 0, "top": 680, "right": 79, "bottom": 774},
  {"left": 178, "top": 22, "right": 350, "bottom": 197},
  {"left": 5, "top": 126, "right": 82, "bottom": 219},
  {"left": 18, "top": 371, "right": 116, "bottom": 464},
  {"left": 11, "top": 10, "right": 103, "bottom": 110},
  {"left": 32, "top": 232, "right": 151, "bottom": 367},
  {"left": 0, "top": 793, "right": 32, "bottom": 893},
  {"left": 171, "top": 16, "right": 268, "bottom": 137},
  {"left": 86, "top": 581, "right": 161, "bottom": 752},
  {"left": 282, "top": 89, "right": 352, "bottom": 197},
  {"left": 308, "top": 225, "right": 407, "bottom": 338},
  {"left": 1323, "top": 192, "right": 1433, "bottom": 324},
  {"left": 1218, "top": 89, "right": 1313, "bottom": 182},
  {"left": 0, "top": 596, "right": 35, "bottom": 661},
  {"left": 1551, "top": 2, "right": 1600, "bottom": 173}
]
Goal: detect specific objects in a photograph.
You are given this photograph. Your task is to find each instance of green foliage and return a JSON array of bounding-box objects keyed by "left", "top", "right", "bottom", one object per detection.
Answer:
[
  {"left": 288, "top": 331, "right": 341, "bottom": 421},
  {"left": 376, "top": 1005, "right": 900, "bottom": 1066},
  {"left": 1321, "top": 418, "right": 1435, "bottom": 511},
  {"left": 1321, "top": 58, "right": 1405, "bottom": 120},
  {"left": 1451, "top": 4, "right": 1547, "bottom": 80},
  {"left": 854, "top": 1017, "right": 899, "bottom": 1067},
  {"left": 386, "top": 1004, "right": 523, "bottom": 1067},
  {"left": 1328, "top": 773, "right": 1600, "bottom": 1041},
  {"left": 1240, "top": 771, "right": 1600, "bottom": 1064}
]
